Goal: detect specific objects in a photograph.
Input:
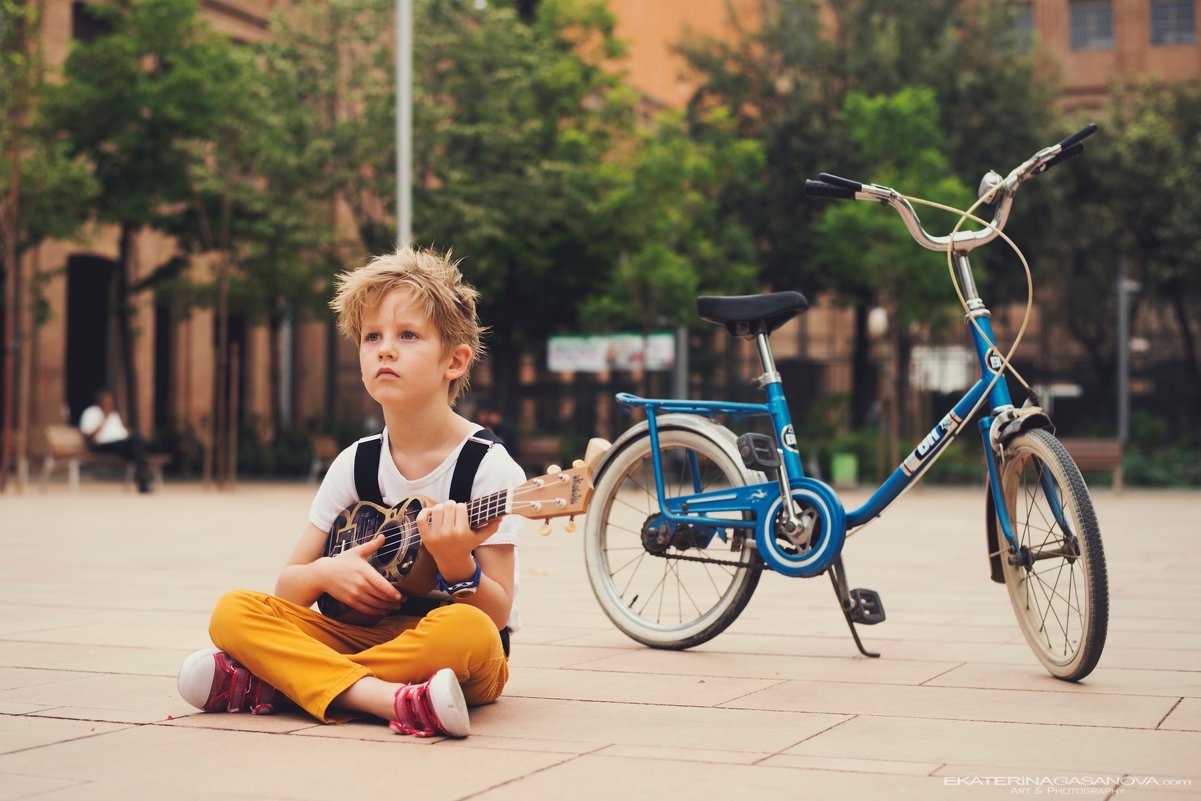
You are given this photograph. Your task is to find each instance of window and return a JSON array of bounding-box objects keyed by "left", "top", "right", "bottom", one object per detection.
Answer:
[
  {"left": 1014, "top": 3, "right": 1034, "bottom": 49},
  {"left": 1070, "top": 0, "right": 1113, "bottom": 50},
  {"left": 1151, "top": 0, "right": 1196, "bottom": 45},
  {"left": 71, "top": 1, "right": 110, "bottom": 43}
]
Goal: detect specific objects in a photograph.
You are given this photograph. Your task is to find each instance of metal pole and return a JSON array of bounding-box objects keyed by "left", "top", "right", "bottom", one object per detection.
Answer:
[
  {"left": 396, "top": 0, "right": 413, "bottom": 245},
  {"left": 672, "top": 325, "right": 689, "bottom": 399},
  {"left": 1117, "top": 261, "right": 1139, "bottom": 445}
]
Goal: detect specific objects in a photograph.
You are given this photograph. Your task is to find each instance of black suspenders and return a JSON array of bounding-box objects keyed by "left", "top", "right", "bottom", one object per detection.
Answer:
[{"left": 353, "top": 429, "right": 501, "bottom": 507}]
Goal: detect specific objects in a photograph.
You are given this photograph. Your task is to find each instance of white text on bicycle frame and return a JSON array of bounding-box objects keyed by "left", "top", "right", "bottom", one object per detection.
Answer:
[{"left": 902, "top": 412, "right": 962, "bottom": 476}]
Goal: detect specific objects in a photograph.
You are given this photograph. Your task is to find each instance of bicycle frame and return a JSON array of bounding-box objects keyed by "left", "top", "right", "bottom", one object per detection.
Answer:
[{"left": 617, "top": 257, "right": 1025, "bottom": 570}]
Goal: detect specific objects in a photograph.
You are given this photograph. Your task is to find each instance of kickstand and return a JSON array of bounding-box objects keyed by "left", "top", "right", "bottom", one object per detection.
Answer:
[{"left": 828, "top": 556, "right": 880, "bottom": 659}]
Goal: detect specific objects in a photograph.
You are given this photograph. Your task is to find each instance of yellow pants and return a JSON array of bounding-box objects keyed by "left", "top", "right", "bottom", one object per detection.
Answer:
[{"left": 209, "top": 589, "right": 509, "bottom": 723}]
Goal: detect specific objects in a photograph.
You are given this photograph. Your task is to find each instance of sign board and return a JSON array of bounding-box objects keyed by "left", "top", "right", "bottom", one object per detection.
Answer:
[
  {"left": 910, "top": 345, "right": 975, "bottom": 393},
  {"left": 548, "top": 332, "right": 675, "bottom": 373}
]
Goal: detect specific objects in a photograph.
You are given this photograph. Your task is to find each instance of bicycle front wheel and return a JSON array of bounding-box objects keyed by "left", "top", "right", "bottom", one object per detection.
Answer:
[
  {"left": 998, "top": 429, "right": 1108, "bottom": 681},
  {"left": 584, "top": 428, "right": 761, "bottom": 649}
]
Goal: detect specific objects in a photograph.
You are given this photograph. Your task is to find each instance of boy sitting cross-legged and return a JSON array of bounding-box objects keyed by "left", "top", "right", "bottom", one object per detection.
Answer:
[{"left": 177, "top": 245, "right": 524, "bottom": 737}]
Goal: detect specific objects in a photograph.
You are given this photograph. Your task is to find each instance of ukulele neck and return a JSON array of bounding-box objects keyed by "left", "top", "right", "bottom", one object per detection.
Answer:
[{"left": 466, "top": 489, "right": 509, "bottom": 529}]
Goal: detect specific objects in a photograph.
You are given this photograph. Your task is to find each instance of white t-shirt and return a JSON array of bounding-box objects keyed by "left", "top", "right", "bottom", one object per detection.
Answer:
[
  {"left": 79, "top": 406, "right": 129, "bottom": 444},
  {"left": 309, "top": 427, "right": 526, "bottom": 631}
]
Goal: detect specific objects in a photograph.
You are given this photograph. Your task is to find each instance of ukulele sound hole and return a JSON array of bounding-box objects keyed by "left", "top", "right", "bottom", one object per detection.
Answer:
[{"left": 373, "top": 518, "right": 421, "bottom": 578}]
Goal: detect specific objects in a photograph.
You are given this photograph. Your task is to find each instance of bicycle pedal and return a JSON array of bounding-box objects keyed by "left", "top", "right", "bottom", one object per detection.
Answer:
[{"left": 849, "top": 588, "right": 885, "bottom": 625}]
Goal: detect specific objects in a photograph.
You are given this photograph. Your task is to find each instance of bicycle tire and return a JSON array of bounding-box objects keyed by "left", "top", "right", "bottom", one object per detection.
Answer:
[
  {"left": 584, "top": 427, "right": 761, "bottom": 649},
  {"left": 998, "top": 429, "right": 1108, "bottom": 681}
]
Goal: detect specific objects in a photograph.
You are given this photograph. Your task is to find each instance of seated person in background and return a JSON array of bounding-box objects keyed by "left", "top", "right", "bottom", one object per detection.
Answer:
[{"left": 78, "top": 389, "right": 152, "bottom": 493}]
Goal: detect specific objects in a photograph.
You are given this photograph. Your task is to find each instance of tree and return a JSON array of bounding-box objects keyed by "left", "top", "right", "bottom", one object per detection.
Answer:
[
  {"left": 1, "top": 0, "right": 95, "bottom": 488},
  {"left": 677, "top": 0, "right": 1055, "bottom": 426},
  {"left": 156, "top": 20, "right": 334, "bottom": 478},
  {"left": 42, "top": 0, "right": 243, "bottom": 437},
  {"left": 1045, "top": 81, "right": 1201, "bottom": 433},
  {"left": 580, "top": 107, "right": 762, "bottom": 338},
  {"left": 257, "top": 0, "right": 397, "bottom": 258},
  {"left": 409, "top": 0, "right": 633, "bottom": 418},
  {"left": 576, "top": 107, "right": 762, "bottom": 399},
  {"left": 1113, "top": 82, "right": 1201, "bottom": 433},
  {"left": 811, "top": 87, "right": 973, "bottom": 441}
]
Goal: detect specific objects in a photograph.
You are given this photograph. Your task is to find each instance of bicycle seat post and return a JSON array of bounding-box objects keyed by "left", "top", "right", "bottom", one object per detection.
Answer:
[
  {"left": 753, "top": 332, "right": 804, "bottom": 533},
  {"left": 753, "top": 332, "right": 781, "bottom": 389}
]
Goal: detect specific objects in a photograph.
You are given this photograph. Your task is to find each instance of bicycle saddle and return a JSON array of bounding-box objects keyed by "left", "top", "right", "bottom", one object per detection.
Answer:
[{"left": 697, "top": 291, "right": 809, "bottom": 339}]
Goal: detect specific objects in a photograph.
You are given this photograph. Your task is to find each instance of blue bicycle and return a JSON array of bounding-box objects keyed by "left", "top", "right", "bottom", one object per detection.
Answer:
[{"left": 583, "top": 126, "right": 1108, "bottom": 681}]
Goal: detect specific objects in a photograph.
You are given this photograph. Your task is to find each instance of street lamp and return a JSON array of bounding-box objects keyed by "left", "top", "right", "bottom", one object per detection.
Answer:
[
  {"left": 396, "top": 0, "right": 412, "bottom": 245},
  {"left": 1117, "top": 260, "right": 1140, "bottom": 445}
]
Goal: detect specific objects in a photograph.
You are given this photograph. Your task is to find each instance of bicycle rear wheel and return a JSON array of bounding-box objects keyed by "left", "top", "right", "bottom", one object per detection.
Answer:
[
  {"left": 584, "top": 428, "right": 761, "bottom": 649},
  {"left": 998, "top": 429, "right": 1108, "bottom": 680}
]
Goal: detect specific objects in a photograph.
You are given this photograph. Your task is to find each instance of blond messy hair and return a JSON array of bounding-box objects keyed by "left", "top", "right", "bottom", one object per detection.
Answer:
[{"left": 330, "top": 245, "right": 485, "bottom": 404}]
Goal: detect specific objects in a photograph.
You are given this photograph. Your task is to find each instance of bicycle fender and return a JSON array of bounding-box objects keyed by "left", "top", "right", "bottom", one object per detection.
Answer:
[
  {"left": 592, "top": 414, "right": 766, "bottom": 486},
  {"left": 985, "top": 476, "right": 1005, "bottom": 584},
  {"left": 990, "top": 405, "right": 1054, "bottom": 450}
]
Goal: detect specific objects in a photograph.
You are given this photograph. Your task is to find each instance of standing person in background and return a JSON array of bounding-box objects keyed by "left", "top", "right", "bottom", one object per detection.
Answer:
[{"left": 78, "top": 389, "right": 152, "bottom": 493}]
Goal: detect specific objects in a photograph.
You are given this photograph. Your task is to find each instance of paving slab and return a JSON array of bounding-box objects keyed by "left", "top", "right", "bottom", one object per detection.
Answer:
[{"left": 0, "top": 482, "right": 1198, "bottom": 799}]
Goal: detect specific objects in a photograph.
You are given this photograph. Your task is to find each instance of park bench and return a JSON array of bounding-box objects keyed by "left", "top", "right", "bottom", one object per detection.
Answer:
[
  {"left": 1058, "top": 437, "right": 1124, "bottom": 493},
  {"left": 39, "top": 424, "right": 170, "bottom": 492}
]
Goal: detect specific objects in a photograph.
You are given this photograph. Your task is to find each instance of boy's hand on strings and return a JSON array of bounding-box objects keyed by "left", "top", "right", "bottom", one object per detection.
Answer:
[
  {"left": 418, "top": 501, "right": 501, "bottom": 573},
  {"left": 322, "top": 534, "right": 404, "bottom": 616}
]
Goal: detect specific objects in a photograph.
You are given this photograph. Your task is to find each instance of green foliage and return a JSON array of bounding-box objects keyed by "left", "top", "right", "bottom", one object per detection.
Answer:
[
  {"left": 256, "top": 0, "right": 396, "bottom": 260},
  {"left": 677, "top": 0, "right": 1053, "bottom": 295},
  {"left": 1123, "top": 448, "right": 1201, "bottom": 487},
  {"left": 43, "top": 0, "right": 234, "bottom": 227},
  {"left": 1035, "top": 81, "right": 1201, "bottom": 428},
  {"left": 1, "top": 0, "right": 96, "bottom": 258},
  {"left": 410, "top": 0, "right": 633, "bottom": 353},
  {"left": 581, "top": 107, "right": 763, "bottom": 332},
  {"left": 155, "top": 11, "right": 334, "bottom": 326},
  {"left": 1123, "top": 410, "right": 1200, "bottom": 487},
  {"left": 812, "top": 87, "right": 974, "bottom": 328}
]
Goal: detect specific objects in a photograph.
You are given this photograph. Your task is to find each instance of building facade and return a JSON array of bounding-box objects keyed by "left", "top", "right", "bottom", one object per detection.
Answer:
[{"left": 12, "top": 0, "right": 1198, "bottom": 481}]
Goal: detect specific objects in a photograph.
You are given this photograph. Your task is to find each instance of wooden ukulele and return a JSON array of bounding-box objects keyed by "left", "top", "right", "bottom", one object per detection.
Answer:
[{"left": 318, "top": 461, "right": 594, "bottom": 624}]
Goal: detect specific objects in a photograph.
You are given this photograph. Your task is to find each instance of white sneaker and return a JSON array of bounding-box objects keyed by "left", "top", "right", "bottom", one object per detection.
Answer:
[
  {"left": 177, "top": 647, "right": 277, "bottom": 714},
  {"left": 389, "top": 668, "right": 470, "bottom": 737}
]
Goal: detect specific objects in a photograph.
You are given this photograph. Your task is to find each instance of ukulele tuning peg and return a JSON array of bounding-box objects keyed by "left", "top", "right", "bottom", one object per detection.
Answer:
[
  {"left": 540, "top": 521, "right": 552, "bottom": 536},
  {"left": 547, "top": 464, "right": 561, "bottom": 475},
  {"left": 573, "top": 459, "right": 585, "bottom": 469},
  {"left": 565, "top": 516, "right": 576, "bottom": 533}
]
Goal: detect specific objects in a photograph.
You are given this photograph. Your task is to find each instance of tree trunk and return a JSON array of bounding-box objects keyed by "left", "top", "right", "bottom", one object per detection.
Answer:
[
  {"left": 0, "top": 4, "right": 30, "bottom": 491},
  {"left": 0, "top": 142, "right": 19, "bottom": 492},
  {"left": 268, "top": 310, "right": 283, "bottom": 438},
  {"left": 1171, "top": 293, "right": 1201, "bottom": 429},
  {"left": 850, "top": 298, "right": 873, "bottom": 429},
  {"left": 116, "top": 223, "right": 141, "bottom": 436},
  {"left": 893, "top": 318, "right": 912, "bottom": 443}
]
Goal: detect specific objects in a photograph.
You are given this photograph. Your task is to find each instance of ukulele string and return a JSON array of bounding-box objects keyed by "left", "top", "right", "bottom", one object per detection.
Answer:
[{"left": 364, "top": 476, "right": 579, "bottom": 563}]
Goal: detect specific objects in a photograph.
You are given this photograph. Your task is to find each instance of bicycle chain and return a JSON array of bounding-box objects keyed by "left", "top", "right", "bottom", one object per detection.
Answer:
[{"left": 645, "top": 548, "right": 765, "bottom": 571}]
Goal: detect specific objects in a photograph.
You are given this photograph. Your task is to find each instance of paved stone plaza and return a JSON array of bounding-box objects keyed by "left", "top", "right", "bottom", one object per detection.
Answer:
[{"left": 0, "top": 481, "right": 1198, "bottom": 799}]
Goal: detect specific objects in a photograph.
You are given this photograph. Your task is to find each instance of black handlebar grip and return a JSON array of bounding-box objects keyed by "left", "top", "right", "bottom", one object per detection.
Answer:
[
  {"left": 1058, "top": 123, "right": 1099, "bottom": 150},
  {"left": 818, "top": 172, "right": 864, "bottom": 192},
  {"left": 804, "top": 179, "right": 857, "bottom": 200},
  {"left": 1043, "top": 142, "right": 1085, "bottom": 171}
]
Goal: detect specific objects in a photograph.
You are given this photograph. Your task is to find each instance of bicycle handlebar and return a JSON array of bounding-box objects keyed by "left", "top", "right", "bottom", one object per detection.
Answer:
[
  {"left": 803, "top": 179, "right": 858, "bottom": 200},
  {"left": 803, "top": 124, "right": 1099, "bottom": 253},
  {"left": 1058, "top": 123, "right": 1099, "bottom": 150}
]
